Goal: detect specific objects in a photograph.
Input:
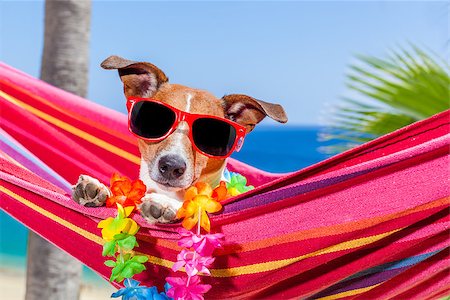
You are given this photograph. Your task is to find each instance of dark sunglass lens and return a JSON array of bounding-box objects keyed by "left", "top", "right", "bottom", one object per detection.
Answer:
[
  {"left": 192, "top": 118, "right": 237, "bottom": 157},
  {"left": 130, "top": 102, "right": 175, "bottom": 138}
]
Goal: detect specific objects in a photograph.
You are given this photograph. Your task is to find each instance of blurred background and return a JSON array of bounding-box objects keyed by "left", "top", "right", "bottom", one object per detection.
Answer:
[{"left": 1, "top": 0, "right": 448, "bottom": 298}]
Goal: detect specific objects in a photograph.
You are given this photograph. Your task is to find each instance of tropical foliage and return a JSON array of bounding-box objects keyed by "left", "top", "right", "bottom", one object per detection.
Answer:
[{"left": 320, "top": 46, "right": 450, "bottom": 154}]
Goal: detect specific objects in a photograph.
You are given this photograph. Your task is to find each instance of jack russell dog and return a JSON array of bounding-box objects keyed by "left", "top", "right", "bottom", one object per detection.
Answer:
[{"left": 72, "top": 55, "right": 288, "bottom": 223}]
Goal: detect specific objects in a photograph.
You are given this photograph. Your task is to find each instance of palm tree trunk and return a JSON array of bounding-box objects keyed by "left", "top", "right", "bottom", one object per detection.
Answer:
[{"left": 25, "top": 1, "right": 91, "bottom": 299}]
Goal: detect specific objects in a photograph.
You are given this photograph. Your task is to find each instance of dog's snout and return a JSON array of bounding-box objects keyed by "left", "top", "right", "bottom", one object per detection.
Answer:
[{"left": 158, "top": 155, "right": 187, "bottom": 180}]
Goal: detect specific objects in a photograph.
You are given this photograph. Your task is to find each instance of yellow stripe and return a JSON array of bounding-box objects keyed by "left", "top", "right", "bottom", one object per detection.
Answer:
[
  {"left": 0, "top": 90, "right": 140, "bottom": 165},
  {"left": 0, "top": 186, "right": 173, "bottom": 269},
  {"left": 0, "top": 79, "right": 136, "bottom": 145},
  {"left": 231, "top": 196, "right": 448, "bottom": 254},
  {"left": 0, "top": 185, "right": 404, "bottom": 278},
  {"left": 211, "top": 228, "right": 402, "bottom": 277},
  {"left": 316, "top": 283, "right": 382, "bottom": 300},
  {"left": 1, "top": 185, "right": 103, "bottom": 244}
]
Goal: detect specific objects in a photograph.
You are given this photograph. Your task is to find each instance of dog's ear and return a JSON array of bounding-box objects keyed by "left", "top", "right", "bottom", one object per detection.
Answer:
[
  {"left": 221, "top": 94, "right": 288, "bottom": 133},
  {"left": 101, "top": 55, "right": 168, "bottom": 98}
]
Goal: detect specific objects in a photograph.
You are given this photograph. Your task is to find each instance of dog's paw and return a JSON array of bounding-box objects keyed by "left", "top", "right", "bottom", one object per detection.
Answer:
[
  {"left": 139, "top": 193, "right": 182, "bottom": 224},
  {"left": 72, "top": 175, "right": 110, "bottom": 207}
]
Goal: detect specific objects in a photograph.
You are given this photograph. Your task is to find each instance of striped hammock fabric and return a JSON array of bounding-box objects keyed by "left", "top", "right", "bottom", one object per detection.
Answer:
[{"left": 1, "top": 62, "right": 449, "bottom": 299}]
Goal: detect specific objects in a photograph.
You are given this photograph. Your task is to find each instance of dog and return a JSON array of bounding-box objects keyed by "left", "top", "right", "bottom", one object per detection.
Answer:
[{"left": 72, "top": 55, "right": 288, "bottom": 223}]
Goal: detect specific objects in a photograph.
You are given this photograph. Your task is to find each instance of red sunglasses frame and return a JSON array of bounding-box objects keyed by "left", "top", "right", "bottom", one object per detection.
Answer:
[{"left": 126, "top": 97, "right": 247, "bottom": 159}]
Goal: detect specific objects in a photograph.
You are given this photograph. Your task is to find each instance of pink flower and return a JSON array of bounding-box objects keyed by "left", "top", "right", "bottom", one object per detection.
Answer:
[
  {"left": 177, "top": 228, "right": 224, "bottom": 257},
  {"left": 172, "top": 249, "right": 215, "bottom": 277},
  {"left": 166, "top": 275, "right": 211, "bottom": 300},
  {"left": 177, "top": 228, "right": 196, "bottom": 248}
]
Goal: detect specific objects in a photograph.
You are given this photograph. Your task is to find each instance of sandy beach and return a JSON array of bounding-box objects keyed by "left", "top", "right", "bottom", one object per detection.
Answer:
[{"left": 1, "top": 266, "right": 116, "bottom": 299}]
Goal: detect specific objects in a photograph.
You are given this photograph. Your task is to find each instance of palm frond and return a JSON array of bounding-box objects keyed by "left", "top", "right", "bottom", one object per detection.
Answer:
[{"left": 320, "top": 46, "right": 450, "bottom": 154}]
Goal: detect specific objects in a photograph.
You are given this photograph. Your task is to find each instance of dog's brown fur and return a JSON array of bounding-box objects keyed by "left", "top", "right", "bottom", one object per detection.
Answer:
[
  {"left": 137, "top": 84, "right": 227, "bottom": 189},
  {"left": 72, "top": 55, "right": 287, "bottom": 223}
]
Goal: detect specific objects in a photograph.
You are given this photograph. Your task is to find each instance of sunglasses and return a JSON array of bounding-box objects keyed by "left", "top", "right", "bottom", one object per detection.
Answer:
[{"left": 126, "top": 97, "right": 247, "bottom": 158}]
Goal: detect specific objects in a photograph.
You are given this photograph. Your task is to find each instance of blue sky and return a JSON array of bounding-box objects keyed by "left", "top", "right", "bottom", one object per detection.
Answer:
[{"left": 1, "top": 1, "right": 448, "bottom": 125}]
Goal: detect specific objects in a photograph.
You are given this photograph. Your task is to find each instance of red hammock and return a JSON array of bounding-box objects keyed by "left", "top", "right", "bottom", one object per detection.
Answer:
[{"left": 1, "top": 62, "right": 449, "bottom": 299}]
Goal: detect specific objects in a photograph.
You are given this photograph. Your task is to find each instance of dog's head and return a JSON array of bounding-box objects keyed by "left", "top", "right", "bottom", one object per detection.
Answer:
[{"left": 101, "top": 55, "right": 287, "bottom": 194}]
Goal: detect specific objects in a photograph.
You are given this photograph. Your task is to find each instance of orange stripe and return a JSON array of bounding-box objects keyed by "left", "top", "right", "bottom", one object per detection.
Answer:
[
  {"left": 0, "top": 91, "right": 141, "bottom": 165},
  {"left": 211, "top": 228, "right": 404, "bottom": 277},
  {"left": 219, "top": 196, "right": 449, "bottom": 254},
  {"left": 2, "top": 184, "right": 446, "bottom": 277},
  {"left": 0, "top": 78, "right": 136, "bottom": 145},
  {"left": 137, "top": 235, "right": 182, "bottom": 252},
  {"left": 0, "top": 185, "right": 175, "bottom": 269},
  {"left": 135, "top": 196, "right": 449, "bottom": 255},
  {"left": 0, "top": 185, "right": 405, "bottom": 277}
]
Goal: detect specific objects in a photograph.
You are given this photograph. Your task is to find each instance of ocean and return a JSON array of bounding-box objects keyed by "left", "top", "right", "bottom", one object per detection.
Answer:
[{"left": 0, "top": 126, "right": 331, "bottom": 274}]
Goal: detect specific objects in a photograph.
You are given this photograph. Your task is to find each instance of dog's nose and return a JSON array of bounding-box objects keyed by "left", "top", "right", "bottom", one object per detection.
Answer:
[{"left": 158, "top": 155, "right": 186, "bottom": 180}]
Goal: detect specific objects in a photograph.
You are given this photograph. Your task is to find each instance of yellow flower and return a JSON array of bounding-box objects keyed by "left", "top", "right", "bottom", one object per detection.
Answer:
[
  {"left": 176, "top": 182, "right": 222, "bottom": 232},
  {"left": 228, "top": 187, "right": 241, "bottom": 197},
  {"left": 98, "top": 204, "right": 139, "bottom": 241}
]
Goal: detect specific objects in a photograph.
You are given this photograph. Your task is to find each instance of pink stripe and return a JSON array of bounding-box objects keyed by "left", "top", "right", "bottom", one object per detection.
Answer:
[
  {"left": 215, "top": 152, "right": 449, "bottom": 244},
  {"left": 1, "top": 97, "right": 118, "bottom": 184},
  {"left": 223, "top": 110, "right": 450, "bottom": 204},
  {"left": 0, "top": 62, "right": 130, "bottom": 137}
]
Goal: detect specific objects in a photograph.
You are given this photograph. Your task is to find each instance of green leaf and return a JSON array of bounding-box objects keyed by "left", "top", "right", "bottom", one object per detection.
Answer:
[
  {"left": 102, "top": 241, "right": 117, "bottom": 257},
  {"left": 104, "top": 260, "right": 116, "bottom": 267},
  {"left": 115, "top": 275, "right": 124, "bottom": 283},
  {"left": 123, "top": 253, "right": 131, "bottom": 261},
  {"left": 321, "top": 46, "right": 449, "bottom": 154},
  {"left": 120, "top": 265, "right": 135, "bottom": 279},
  {"left": 110, "top": 262, "right": 125, "bottom": 282},
  {"left": 129, "top": 262, "right": 146, "bottom": 273},
  {"left": 111, "top": 262, "right": 125, "bottom": 276},
  {"left": 244, "top": 185, "right": 254, "bottom": 192},
  {"left": 113, "top": 233, "right": 129, "bottom": 241},
  {"left": 117, "top": 235, "right": 136, "bottom": 251},
  {"left": 235, "top": 175, "right": 247, "bottom": 185},
  {"left": 131, "top": 255, "right": 149, "bottom": 263}
]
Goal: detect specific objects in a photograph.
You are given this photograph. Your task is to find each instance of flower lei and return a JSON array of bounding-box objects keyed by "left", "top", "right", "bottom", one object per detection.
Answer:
[{"left": 98, "top": 172, "right": 253, "bottom": 300}]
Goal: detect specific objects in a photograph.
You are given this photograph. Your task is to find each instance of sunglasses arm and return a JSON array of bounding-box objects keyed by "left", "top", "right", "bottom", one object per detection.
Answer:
[{"left": 126, "top": 98, "right": 136, "bottom": 112}]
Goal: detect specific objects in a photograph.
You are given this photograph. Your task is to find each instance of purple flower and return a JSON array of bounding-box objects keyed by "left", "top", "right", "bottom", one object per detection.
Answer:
[
  {"left": 172, "top": 249, "right": 215, "bottom": 277},
  {"left": 177, "top": 228, "right": 224, "bottom": 257},
  {"left": 166, "top": 275, "right": 211, "bottom": 300}
]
